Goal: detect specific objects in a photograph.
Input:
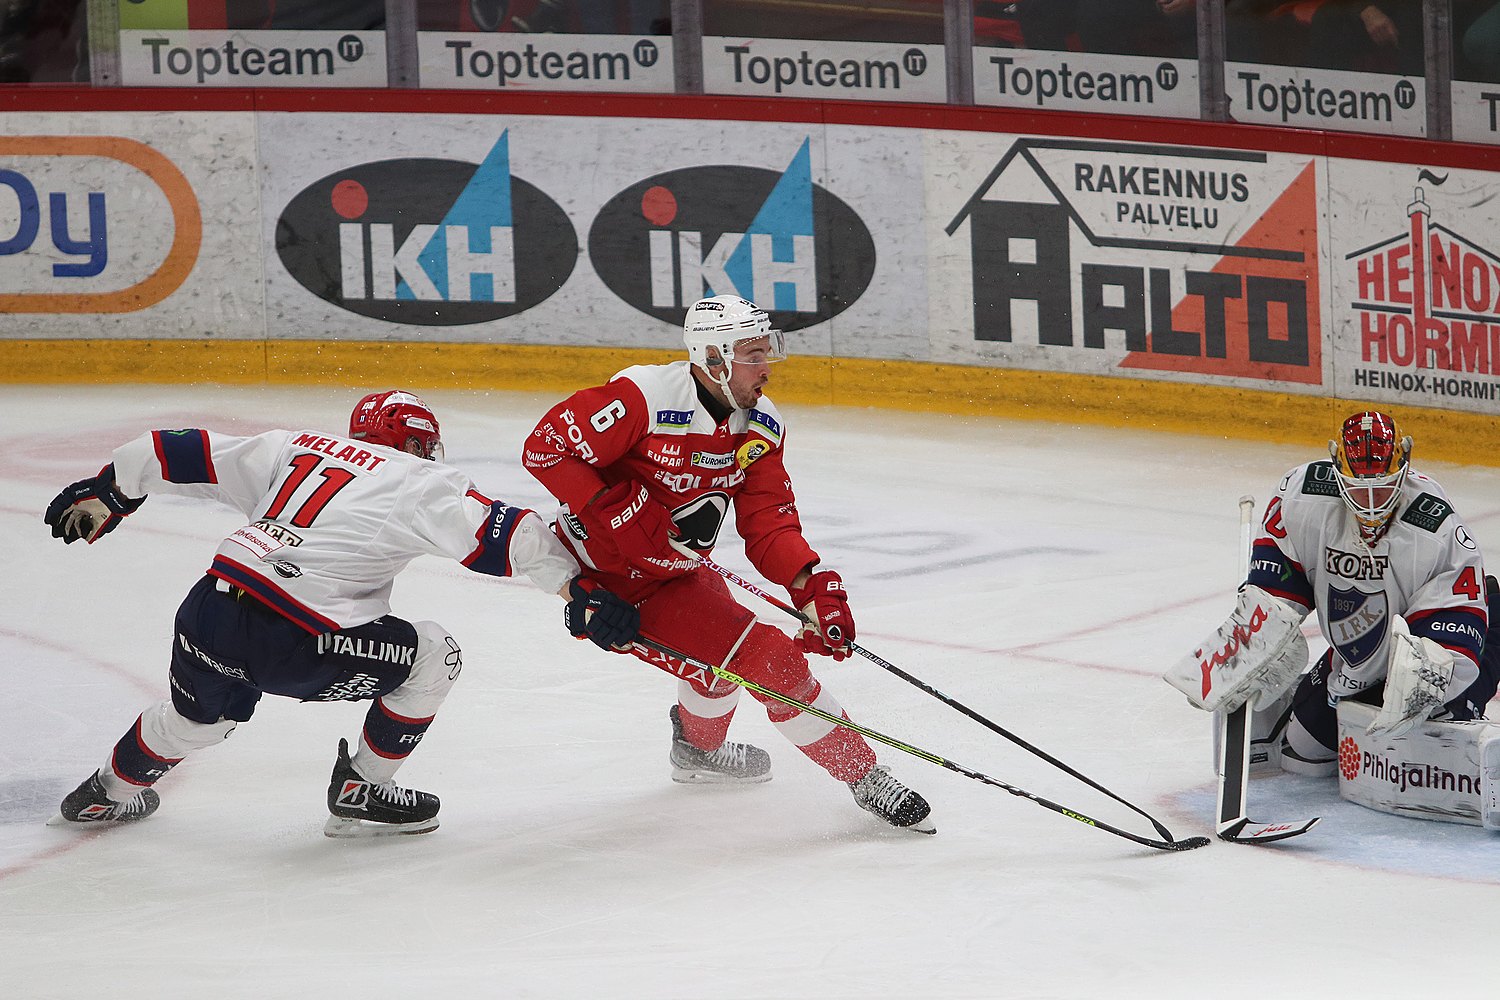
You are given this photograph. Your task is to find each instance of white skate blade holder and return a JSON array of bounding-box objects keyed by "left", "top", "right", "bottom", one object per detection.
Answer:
[{"left": 323, "top": 815, "right": 440, "bottom": 838}]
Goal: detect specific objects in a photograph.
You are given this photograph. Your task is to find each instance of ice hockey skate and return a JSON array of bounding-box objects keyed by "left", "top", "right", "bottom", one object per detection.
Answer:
[
  {"left": 848, "top": 764, "right": 935, "bottom": 833},
  {"left": 324, "top": 738, "right": 439, "bottom": 838},
  {"left": 669, "top": 705, "right": 772, "bottom": 784},
  {"left": 53, "top": 771, "right": 159, "bottom": 826}
]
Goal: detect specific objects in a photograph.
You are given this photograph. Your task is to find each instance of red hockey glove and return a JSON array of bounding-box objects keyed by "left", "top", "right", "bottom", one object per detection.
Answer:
[
  {"left": 580, "top": 480, "right": 680, "bottom": 576},
  {"left": 789, "top": 569, "right": 854, "bottom": 660}
]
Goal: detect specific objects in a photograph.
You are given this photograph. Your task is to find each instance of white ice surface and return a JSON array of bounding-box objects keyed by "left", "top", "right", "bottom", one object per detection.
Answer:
[{"left": 3, "top": 384, "right": 1498, "bottom": 1000}]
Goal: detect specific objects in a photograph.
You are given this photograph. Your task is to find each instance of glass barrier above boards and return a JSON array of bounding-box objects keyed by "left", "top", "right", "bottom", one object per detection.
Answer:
[
  {"left": 417, "top": 0, "right": 674, "bottom": 92},
  {"left": 699, "top": 0, "right": 948, "bottom": 103},
  {"left": 114, "top": 0, "right": 389, "bottom": 87},
  {"left": 971, "top": 1, "right": 1202, "bottom": 120},
  {"left": 1451, "top": 0, "right": 1500, "bottom": 143},
  {"left": 1223, "top": 0, "right": 1426, "bottom": 137},
  {"left": 0, "top": 1, "right": 90, "bottom": 84}
]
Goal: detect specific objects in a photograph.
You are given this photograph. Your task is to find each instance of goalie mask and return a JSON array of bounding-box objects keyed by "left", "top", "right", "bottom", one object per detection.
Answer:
[
  {"left": 683, "top": 295, "right": 786, "bottom": 389},
  {"left": 1329, "top": 410, "right": 1410, "bottom": 543},
  {"left": 350, "top": 390, "right": 444, "bottom": 461}
]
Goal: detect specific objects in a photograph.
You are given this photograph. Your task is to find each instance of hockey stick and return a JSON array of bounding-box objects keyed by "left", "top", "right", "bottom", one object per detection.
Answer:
[
  {"left": 1215, "top": 496, "right": 1321, "bottom": 844},
  {"left": 632, "top": 634, "right": 1210, "bottom": 852},
  {"left": 673, "top": 543, "right": 1184, "bottom": 844}
]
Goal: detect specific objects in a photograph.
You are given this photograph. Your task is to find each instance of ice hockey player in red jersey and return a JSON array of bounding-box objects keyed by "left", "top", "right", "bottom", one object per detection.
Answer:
[
  {"left": 44, "top": 390, "right": 638, "bottom": 837},
  {"left": 1166, "top": 411, "right": 1498, "bottom": 772},
  {"left": 523, "top": 295, "right": 934, "bottom": 833}
]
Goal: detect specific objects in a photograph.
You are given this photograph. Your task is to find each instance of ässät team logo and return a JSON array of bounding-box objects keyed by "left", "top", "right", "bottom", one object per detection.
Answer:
[
  {"left": 588, "top": 137, "right": 875, "bottom": 331},
  {"left": 276, "top": 132, "right": 576, "bottom": 325}
]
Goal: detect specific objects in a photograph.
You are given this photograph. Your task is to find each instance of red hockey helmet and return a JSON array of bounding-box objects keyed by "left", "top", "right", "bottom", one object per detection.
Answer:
[
  {"left": 349, "top": 390, "right": 444, "bottom": 461},
  {"left": 1329, "top": 410, "right": 1411, "bottom": 542}
]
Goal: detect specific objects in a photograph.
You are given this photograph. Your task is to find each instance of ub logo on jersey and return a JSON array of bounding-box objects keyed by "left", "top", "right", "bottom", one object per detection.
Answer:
[{"left": 1325, "top": 585, "right": 1388, "bottom": 667}]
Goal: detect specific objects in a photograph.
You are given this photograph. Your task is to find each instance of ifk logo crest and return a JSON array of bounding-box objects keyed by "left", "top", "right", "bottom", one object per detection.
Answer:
[
  {"left": 589, "top": 137, "right": 876, "bottom": 331},
  {"left": 276, "top": 132, "right": 577, "bottom": 325},
  {"left": 1325, "top": 584, "right": 1388, "bottom": 668}
]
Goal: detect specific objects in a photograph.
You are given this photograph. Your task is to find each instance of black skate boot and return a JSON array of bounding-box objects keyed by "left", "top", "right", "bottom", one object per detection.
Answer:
[
  {"left": 324, "top": 738, "right": 439, "bottom": 838},
  {"left": 848, "top": 764, "right": 935, "bottom": 833},
  {"left": 669, "top": 705, "right": 772, "bottom": 784},
  {"left": 55, "top": 771, "right": 159, "bottom": 825}
]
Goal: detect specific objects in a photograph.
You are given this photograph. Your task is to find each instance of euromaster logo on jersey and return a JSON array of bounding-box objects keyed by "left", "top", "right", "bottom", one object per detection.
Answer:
[
  {"left": 417, "top": 32, "right": 673, "bottom": 92},
  {"left": 0, "top": 135, "right": 200, "bottom": 314},
  {"left": 942, "top": 138, "right": 1322, "bottom": 387},
  {"left": 1336, "top": 169, "right": 1500, "bottom": 410},
  {"left": 589, "top": 138, "right": 876, "bottom": 331},
  {"left": 275, "top": 132, "right": 577, "bottom": 325},
  {"left": 701, "top": 37, "right": 944, "bottom": 103},
  {"left": 974, "top": 50, "right": 1198, "bottom": 120}
]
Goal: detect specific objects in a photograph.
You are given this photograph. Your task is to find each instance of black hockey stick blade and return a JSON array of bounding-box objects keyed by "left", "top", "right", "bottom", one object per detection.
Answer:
[{"left": 1215, "top": 703, "right": 1320, "bottom": 845}]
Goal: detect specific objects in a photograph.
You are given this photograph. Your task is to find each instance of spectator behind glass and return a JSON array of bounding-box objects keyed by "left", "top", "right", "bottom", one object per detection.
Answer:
[
  {"left": 0, "top": 0, "right": 86, "bottom": 83},
  {"left": 1458, "top": 0, "right": 1500, "bottom": 82},
  {"left": 1226, "top": 0, "right": 1422, "bottom": 74},
  {"left": 223, "top": 0, "right": 385, "bottom": 28},
  {"left": 1014, "top": 0, "right": 1198, "bottom": 59}
]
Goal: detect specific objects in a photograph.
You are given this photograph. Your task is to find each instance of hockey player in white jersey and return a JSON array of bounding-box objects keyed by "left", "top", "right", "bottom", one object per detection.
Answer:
[
  {"left": 1166, "top": 411, "right": 1498, "bottom": 774},
  {"left": 44, "top": 390, "right": 639, "bottom": 837}
]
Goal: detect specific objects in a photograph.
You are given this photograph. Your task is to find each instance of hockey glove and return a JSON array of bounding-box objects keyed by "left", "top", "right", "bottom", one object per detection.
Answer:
[
  {"left": 789, "top": 569, "right": 855, "bottom": 660},
  {"left": 1367, "top": 617, "right": 1455, "bottom": 740},
  {"left": 565, "top": 578, "right": 641, "bottom": 652},
  {"left": 1164, "top": 585, "right": 1308, "bottom": 713},
  {"left": 44, "top": 464, "right": 146, "bottom": 545},
  {"left": 579, "top": 480, "right": 685, "bottom": 577}
]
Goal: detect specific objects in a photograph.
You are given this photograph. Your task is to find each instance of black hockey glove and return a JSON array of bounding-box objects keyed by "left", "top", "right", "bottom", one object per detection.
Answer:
[
  {"left": 565, "top": 578, "right": 640, "bottom": 652},
  {"left": 44, "top": 464, "right": 146, "bottom": 544}
]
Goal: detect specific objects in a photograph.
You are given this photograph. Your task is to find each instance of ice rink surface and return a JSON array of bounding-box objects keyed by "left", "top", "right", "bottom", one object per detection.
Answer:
[{"left": 3, "top": 384, "right": 1498, "bottom": 1000}]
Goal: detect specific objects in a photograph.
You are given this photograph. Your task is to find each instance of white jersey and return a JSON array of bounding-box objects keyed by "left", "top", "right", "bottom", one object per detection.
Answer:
[
  {"left": 1247, "top": 460, "right": 1487, "bottom": 703},
  {"left": 111, "top": 428, "right": 579, "bottom": 633}
]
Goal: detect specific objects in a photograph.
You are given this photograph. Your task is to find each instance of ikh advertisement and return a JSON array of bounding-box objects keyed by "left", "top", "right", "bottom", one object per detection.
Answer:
[{"left": 258, "top": 115, "right": 926, "bottom": 349}]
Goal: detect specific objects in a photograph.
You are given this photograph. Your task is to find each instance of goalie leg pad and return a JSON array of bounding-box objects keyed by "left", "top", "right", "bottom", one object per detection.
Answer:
[{"left": 1337, "top": 700, "right": 1499, "bottom": 826}]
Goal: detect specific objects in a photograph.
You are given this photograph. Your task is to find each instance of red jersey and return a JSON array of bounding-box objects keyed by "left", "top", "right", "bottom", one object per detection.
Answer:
[{"left": 524, "top": 360, "right": 818, "bottom": 591}]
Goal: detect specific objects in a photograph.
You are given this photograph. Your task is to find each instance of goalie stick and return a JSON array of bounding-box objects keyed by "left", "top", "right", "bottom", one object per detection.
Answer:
[
  {"left": 672, "top": 542, "right": 1189, "bottom": 845},
  {"left": 1215, "top": 495, "right": 1321, "bottom": 844},
  {"left": 631, "top": 633, "right": 1209, "bottom": 852}
]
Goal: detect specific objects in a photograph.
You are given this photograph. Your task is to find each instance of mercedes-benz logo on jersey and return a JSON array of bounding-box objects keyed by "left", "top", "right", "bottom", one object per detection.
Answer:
[
  {"left": 1326, "top": 585, "right": 1388, "bottom": 667},
  {"left": 588, "top": 137, "right": 876, "bottom": 331},
  {"left": 276, "top": 131, "right": 576, "bottom": 325}
]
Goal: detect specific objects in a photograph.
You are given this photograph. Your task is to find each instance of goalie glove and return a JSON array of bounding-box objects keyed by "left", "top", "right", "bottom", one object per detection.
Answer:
[
  {"left": 1164, "top": 585, "right": 1308, "bottom": 713},
  {"left": 43, "top": 464, "right": 146, "bottom": 545},
  {"left": 1367, "top": 617, "right": 1455, "bottom": 740},
  {"left": 564, "top": 577, "right": 641, "bottom": 652}
]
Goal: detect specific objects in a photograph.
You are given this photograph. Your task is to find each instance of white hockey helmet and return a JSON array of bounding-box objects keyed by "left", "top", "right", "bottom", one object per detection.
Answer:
[{"left": 683, "top": 295, "right": 786, "bottom": 387}]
